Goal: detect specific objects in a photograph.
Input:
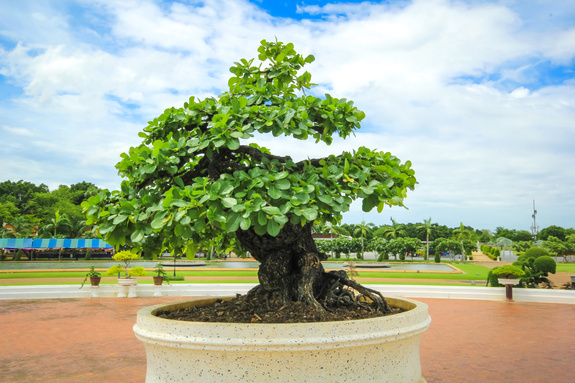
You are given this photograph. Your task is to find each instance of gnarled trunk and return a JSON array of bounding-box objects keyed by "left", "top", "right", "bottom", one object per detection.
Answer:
[{"left": 235, "top": 222, "right": 390, "bottom": 313}]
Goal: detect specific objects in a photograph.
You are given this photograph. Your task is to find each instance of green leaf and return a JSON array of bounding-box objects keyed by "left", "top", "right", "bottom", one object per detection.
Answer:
[
  {"left": 269, "top": 186, "right": 281, "bottom": 199},
  {"left": 275, "top": 179, "right": 291, "bottom": 190},
  {"left": 221, "top": 197, "right": 237, "bottom": 208},
  {"left": 227, "top": 212, "right": 242, "bottom": 232},
  {"left": 257, "top": 211, "right": 267, "bottom": 226},
  {"left": 267, "top": 220, "right": 281, "bottom": 237},
  {"left": 301, "top": 208, "right": 318, "bottom": 221},
  {"left": 318, "top": 195, "right": 333, "bottom": 205},
  {"left": 130, "top": 230, "right": 144, "bottom": 243},
  {"left": 262, "top": 206, "right": 281, "bottom": 215},
  {"left": 240, "top": 217, "right": 252, "bottom": 231}
]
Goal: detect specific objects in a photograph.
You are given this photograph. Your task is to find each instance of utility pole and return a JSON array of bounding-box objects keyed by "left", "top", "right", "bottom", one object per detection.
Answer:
[{"left": 530, "top": 200, "right": 539, "bottom": 244}]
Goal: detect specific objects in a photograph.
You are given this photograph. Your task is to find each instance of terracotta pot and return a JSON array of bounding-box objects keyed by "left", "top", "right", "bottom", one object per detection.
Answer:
[
  {"left": 153, "top": 276, "right": 164, "bottom": 286},
  {"left": 89, "top": 276, "right": 101, "bottom": 286},
  {"left": 134, "top": 296, "right": 430, "bottom": 383}
]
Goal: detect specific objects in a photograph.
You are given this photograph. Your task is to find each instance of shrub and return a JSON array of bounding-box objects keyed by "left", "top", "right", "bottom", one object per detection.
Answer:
[
  {"left": 491, "top": 265, "right": 525, "bottom": 279},
  {"left": 533, "top": 256, "right": 556, "bottom": 274},
  {"left": 107, "top": 250, "right": 144, "bottom": 278},
  {"left": 85, "top": 249, "right": 92, "bottom": 260},
  {"left": 524, "top": 247, "right": 549, "bottom": 259},
  {"left": 487, "top": 271, "right": 501, "bottom": 287},
  {"left": 14, "top": 249, "right": 23, "bottom": 261},
  {"left": 434, "top": 252, "right": 441, "bottom": 263},
  {"left": 513, "top": 252, "right": 556, "bottom": 288}
]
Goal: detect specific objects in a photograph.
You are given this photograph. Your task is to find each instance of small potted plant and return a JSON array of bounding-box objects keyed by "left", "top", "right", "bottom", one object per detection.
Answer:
[
  {"left": 106, "top": 250, "right": 147, "bottom": 298},
  {"left": 153, "top": 263, "right": 169, "bottom": 285},
  {"left": 80, "top": 266, "right": 102, "bottom": 298},
  {"left": 80, "top": 266, "right": 101, "bottom": 288},
  {"left": 491, "top": 265, "right": 525, "bottom": 302}
]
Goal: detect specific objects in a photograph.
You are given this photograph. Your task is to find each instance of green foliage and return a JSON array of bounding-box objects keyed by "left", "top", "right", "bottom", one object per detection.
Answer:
[
  {"left": 433, "top": 238, "right": 462, "bottom": 258},
  {"left": 523, "top": 247, "right": 549, "bottom": 259},
  {"left": 512, "top": 241, "right": 532, "bottom": 253},
  {"left": 84, "top": 249, "right": 92, "bottom": 260},
  {"left": 513, "top": 249, "right": 556, "bottom": 288},
  {"left": 107, "top": 250, "right": 142, "bottom": 278},
  {"left": 82, "top": 40, "right": 417, "bottom": 257},
  {"left": 80, "top": 266, "right": 101, "bottom": 288},
  {"left": 538, "top": 225, "right": 566, "bottom": 241},
  {"left": 129, "top": 266, "right": 147, "bottom": 277},
  {"left": 154, "top": 263, "right": 168, "bottom": 277},
  {"left": 14, "top": 249, "right": 23, "bottom": 261},
  {"left": 434, "top": 252, "right": 441, "bottom": 263},
  {"left": 533, "top": 256, "right": 556, "bottom": 274},
  {"left": 491, "top": 265, "right": 525, "bottom": 278}
]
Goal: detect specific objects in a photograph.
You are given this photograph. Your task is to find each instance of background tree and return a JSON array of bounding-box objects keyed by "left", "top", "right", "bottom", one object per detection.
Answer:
[
  {"left": 543, "top": 236, "right": 570, "bottom": 263},
  {"left": 353, "top": 220, "right": 375, "bottom": 258},
  {"left": 433, "top": 238, "right": 463, "bottom": 260},
  {"left": 453, "top": 222, "right": 471, "bottom": 260},
  {"left": 416, "top": 217, "right": 434, "bottom": 259},
  {"left": 83, "top": 40, "right": 416, "bottom": 313},
  {"left": 5, "top": 216, "right": 33, "bottom": 238},
  {"left": 379, "top": 217, "right": 406, "bottom": 239},
  {"left": 538, "top": 225, "right": 566, "bottom": 241}
]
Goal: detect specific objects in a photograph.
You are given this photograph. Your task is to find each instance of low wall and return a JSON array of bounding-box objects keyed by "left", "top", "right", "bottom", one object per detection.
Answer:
[{"left": 0, "top": 283, "right": 574, "bottom": 304}]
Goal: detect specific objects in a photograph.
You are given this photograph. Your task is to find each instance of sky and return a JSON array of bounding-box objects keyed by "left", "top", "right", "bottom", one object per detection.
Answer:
[{"left": 1, "top": 0, "right": 574, "bottom": 233}]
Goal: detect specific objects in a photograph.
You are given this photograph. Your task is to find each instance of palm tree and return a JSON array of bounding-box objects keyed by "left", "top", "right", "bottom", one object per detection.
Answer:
[
  {"left": 68, "top": 219, "right": 89, "bottom": 238},
  {"left": 6, "top": 217, "right": 32, "bottom": 238},
  {"left": 381, "top": 217, "right": 406, "bottom": 240},
  {"left": 416, "top": 218, "right": 435, "bottom": 260},
  {"left": 353, "top": 221, "right": 375, "bottom": 259},
  {"left": 453, "top": 222, "right": 472, "bottom": 261},
  {"left": 39, "top": 210, "right": 72, "bottom": 238}
]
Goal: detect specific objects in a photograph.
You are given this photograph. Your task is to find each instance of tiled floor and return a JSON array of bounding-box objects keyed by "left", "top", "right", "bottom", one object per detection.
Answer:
[{"left": 1, "top": 296, "right": 574, "bottom": 382}]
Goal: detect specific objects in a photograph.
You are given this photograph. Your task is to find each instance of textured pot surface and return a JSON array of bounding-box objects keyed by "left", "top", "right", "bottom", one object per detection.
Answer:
[
  {"left": 89, "top": 276, "right": 101, "bottom": 286},
  {"left": 498, "top": 278, "right": 520, "bottom": 285},
  {"left": 134, "top": 296, "right": 430, "bottom": 383},
  {"left": 152, "top": 276, "right": 163, "bottom": 286}
]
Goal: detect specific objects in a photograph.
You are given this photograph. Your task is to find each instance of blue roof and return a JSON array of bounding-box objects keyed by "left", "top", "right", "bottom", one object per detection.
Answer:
[{"left": 0, "top": 238, "right": 113, "bottom": 250}]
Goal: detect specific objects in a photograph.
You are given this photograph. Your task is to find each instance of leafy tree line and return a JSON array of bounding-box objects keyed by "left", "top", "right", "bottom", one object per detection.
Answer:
[
  {"left": 2, "top": 180, "right": 573, "bottom": 260},
  {"left": 0, "top": 180, "right": 101, "bottom": 238},
  {"left": 314, "top": 217, "right": 574, "bottom": 245}
]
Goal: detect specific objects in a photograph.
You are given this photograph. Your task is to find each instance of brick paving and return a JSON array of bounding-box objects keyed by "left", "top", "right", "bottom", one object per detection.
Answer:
[{"left": 1, "top": 296, "right": 574, "bottom": 383}]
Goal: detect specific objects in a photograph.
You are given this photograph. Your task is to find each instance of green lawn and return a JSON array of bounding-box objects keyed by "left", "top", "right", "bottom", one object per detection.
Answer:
[
  {"left": 556, "top": 263, "right": 575, "bottom": 273},
  {"left": 0, "top": 262, "right": 492, "bottom": 286}
]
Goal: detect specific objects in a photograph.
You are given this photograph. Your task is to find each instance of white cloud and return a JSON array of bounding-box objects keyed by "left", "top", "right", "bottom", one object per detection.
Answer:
[{"left": 0, "top": 0, "right": 574, "bottom": 231}]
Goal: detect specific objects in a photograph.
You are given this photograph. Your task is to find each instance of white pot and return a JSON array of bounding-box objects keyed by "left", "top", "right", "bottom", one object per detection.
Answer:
[
  {"left": 497, "top": 278, "right": 519, "bottom": 286},
  {"left": 117, "top": 278, "right": 138, "bottom": 298},
  {"left": 134, "top": 296, "right": 431, "bottom": 383}
]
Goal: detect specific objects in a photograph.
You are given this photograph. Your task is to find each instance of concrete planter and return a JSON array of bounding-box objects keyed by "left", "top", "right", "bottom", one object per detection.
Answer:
[{"left": 134, "top": 296, "right": 431, "bottom": 383}]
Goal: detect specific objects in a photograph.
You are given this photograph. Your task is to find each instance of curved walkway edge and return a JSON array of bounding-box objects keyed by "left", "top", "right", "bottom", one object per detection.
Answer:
[{"left": 1, "top": 283, "right": 574, "bottom": 304}]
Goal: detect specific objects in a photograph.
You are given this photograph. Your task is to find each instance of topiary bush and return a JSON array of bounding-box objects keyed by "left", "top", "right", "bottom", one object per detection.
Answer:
[
  {"left": 513, "top": 250, "right": 556, "bottom": 288},
  {"left": 523, "top": 247, "right": 549, "bottom": 259},
  {"left": 14, "top": 249, "right": 23, "bottom": 261},
  {"left": 533, "top": 256, "right": 556, "bottom": 274},
  {"left": 491, "top": 265, "right": 525, "bottom": 279},
  {"left": 434, "top": 252, "right": 441, "bottom": 263},
  {"left": 85, "top": 249, "right": 92, "bottom": 260}
]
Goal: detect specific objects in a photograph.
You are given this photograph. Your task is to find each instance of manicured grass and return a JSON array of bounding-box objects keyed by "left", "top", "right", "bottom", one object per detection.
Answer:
[
  {"left": 556, "top": 263, "right": 575, "bottom": 273},
  {"left": 0, "top": 261, "right": 492, "bottom": 288}
]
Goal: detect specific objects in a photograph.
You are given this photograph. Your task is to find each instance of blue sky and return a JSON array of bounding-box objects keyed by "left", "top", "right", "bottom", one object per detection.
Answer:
[{"left": 1, "top": 0, "right": 574, "bottom": 232}]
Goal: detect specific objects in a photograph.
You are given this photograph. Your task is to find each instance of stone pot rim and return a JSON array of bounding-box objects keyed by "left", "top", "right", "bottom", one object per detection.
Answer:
[{"left": 134, "top": 296, "right": 431, "bottom": 352}]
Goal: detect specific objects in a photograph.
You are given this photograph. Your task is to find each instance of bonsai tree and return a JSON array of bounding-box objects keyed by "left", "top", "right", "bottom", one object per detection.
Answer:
[
  {"left": 488, "top": 265, "right": 525, "bottom": 286},
  {"left": 106, "top": 250, "right": 147, "bottom": 279},
  {"left": 83, "top": 40, "right": 416, "bottom": 314}
]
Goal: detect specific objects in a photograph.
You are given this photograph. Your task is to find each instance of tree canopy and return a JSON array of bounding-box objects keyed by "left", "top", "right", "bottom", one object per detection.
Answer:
[{"left": 83, "top": 40, "right": 417, "bottom": 257}]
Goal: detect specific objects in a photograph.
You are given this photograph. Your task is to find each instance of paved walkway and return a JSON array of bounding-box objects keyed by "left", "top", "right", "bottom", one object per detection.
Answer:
[{"left": 1, "top": 296, "right": 574, "bottom": 382}]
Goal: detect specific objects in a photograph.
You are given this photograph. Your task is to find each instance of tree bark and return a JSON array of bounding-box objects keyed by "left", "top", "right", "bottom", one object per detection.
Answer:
[{"left": 235, "top": 221, "right": 390, "bottom": 313}]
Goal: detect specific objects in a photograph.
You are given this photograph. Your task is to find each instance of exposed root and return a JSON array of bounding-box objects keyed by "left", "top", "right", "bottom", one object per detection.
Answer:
[{"left": 323, "top": 270, "right": 390, "bottom": 314}]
